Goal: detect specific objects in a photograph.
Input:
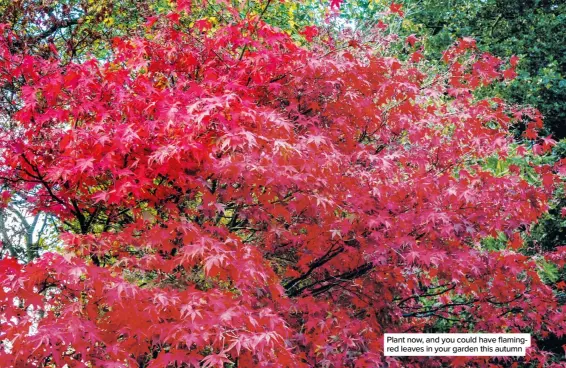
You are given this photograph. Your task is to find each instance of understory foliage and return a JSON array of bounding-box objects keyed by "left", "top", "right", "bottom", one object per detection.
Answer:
[{"left": 0, "top": 0, "right": 565, "bottom": 367}]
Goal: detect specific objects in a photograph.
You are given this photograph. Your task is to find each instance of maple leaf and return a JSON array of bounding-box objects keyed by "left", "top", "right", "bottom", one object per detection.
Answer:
[
  {"left": 194, "top": 19, "right": 212, "bottom": 32},
  {"left": 176, "top": 0, "right": 192, "bottom": 12},
  {"left": 180, "top": 303, "right": 203, "bottom": 321},
  {"left": 406, "top": 34, "right": 419, "bottom": 47},
  {"left": 300, "top": 26, "right": 319, "bottom": 42},
  {"left": 220, "top": 307, "right": 239, "bottom": 322},
  {"left": 411, "top": 50, "right": 424, "bottom": 63},
  {"left": 203, "top": 253, "right": 227, "bottom": 275},
  {"left": 329, "top": 0, "right": 343, "bottom": 9},
  {"left": 201, "top": 353, "right": 231, "bottom": 368},
  {"left": 305, "top": 134, "right": 329, "bottom": 148},
  {"left": 389, "top": 2, "right": 404, "bottom": 17},
  {"left": 145, "top": 16, "right": 158, "bottom": 29},
  {"left": 153, "top": 292, "right": 180, "bottom": 308},
  {"left": 149, "top": 144, "right": 178, "bottom": 165},
  {"left": 502, "top": 68, "right": 517, "bottom": 80},
  {"left": 75, "top": 157, "right": 95, "bottom": 173},
  {"left": 167, "top": 12, "right": 181, "bottom": 24},
  {"left": 68, "top": 265, "right": 87, "bottom": 280}
]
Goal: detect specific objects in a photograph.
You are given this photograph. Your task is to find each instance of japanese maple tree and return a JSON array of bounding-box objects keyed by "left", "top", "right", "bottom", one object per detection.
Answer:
[{"left": 0, "top": 1, "right": 565, "bottom": 367}]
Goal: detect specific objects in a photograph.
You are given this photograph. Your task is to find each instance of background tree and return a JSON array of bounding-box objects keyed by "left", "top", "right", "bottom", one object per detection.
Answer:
[
  {"left": 0, "top": 189, "right": 58, "bottom": 261},
  {"left": 407, "top": 0, "right": 566, "bottom": 139}
]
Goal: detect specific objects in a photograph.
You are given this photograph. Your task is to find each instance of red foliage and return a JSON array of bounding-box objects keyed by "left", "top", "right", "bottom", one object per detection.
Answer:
[
  {"left": 300, "top": 26, "right": 319, "bottom": 42},
  {"left": 0, "top": 3, "right": 564, "bottom": 367}
]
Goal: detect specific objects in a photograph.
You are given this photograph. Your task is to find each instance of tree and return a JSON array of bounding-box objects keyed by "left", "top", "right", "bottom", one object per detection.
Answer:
[
  {"left": 0, "top": 1, "right": 565, "bottom": 367},
  {"left": 0, "top": 189, "right": 58, "bottom": 261}
]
